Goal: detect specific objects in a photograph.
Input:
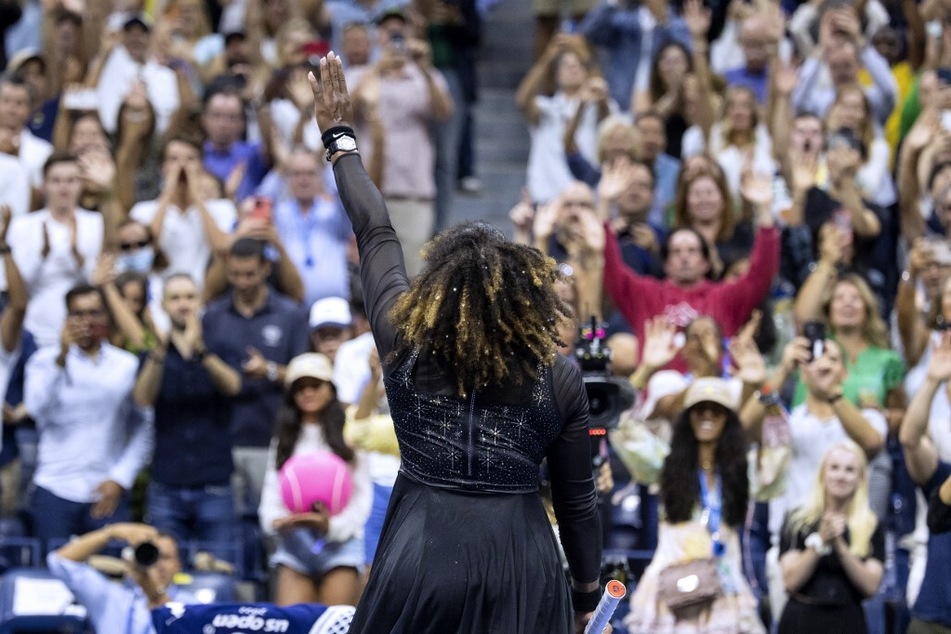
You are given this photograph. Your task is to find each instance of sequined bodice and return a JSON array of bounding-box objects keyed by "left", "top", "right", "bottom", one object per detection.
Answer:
[{"left": 384, "top": 351, "right": 565, "bottom": 493}]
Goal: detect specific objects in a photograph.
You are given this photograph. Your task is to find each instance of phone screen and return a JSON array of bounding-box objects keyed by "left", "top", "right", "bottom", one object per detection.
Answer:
[{"left": 804, "top": 321, "right": 826, "bottom": 362}]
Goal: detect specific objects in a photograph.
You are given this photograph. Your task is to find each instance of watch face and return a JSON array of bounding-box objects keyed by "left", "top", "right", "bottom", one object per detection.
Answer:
[{"left": 336, "top": 136, "right": 357, "bottom": 152}]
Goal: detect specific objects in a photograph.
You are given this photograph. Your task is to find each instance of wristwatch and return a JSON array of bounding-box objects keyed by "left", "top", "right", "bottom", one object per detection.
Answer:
[
  {"left": 805, "top": 532, "right": 831, "bottom": 555},
  {"left": 266, "top": 361, "right": 279, "bottom": 382},
  {"left": 324, "top": 133, "right": 357, "bottom": 161},
  {"left": 827, "top": 391, "right": 844, "bottom": 405}
]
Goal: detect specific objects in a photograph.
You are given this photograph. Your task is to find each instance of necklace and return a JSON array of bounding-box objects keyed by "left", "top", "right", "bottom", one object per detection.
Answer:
[{"left": 701, "top": 458, "right": 713, "bottom": 472}]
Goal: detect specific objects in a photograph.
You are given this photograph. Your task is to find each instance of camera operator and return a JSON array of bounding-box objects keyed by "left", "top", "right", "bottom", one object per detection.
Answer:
[{"left": 47, "top": 523, "right": 196, "bottom": 633}]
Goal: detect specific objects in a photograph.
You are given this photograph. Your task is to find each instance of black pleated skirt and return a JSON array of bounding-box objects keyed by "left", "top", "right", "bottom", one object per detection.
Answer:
[{"left": 348, "top": 473, "right": 574, "bottom": 634}]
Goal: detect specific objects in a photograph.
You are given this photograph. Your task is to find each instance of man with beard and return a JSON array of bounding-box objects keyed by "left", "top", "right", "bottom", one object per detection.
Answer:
[
  {"left": 25, "top": 284, "right": 152, "bottom": 544},
  {"left": 133, "top": 274, "right": 241, "bottom": 558},
  {"left": 203, "top": 238, "right": 308, "bottom": 516}
]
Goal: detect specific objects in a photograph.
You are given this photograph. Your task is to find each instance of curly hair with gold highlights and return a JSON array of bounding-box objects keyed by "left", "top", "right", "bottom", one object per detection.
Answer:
[{"left": 389, "top": 222, "right": 571, "bottom": 397}]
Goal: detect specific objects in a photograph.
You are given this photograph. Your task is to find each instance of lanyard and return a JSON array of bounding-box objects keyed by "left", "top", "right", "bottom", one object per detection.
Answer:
[
  {"left": 292, "top": 201, "right": 319, "bottom": 268},
  {"left": 698, "top": 471, "right": 725, "bottom": 558}
]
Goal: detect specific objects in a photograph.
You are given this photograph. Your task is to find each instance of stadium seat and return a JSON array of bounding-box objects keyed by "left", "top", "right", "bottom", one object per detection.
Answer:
[{"left": 0, "top": 567, "right": 87, "bottom": 633}]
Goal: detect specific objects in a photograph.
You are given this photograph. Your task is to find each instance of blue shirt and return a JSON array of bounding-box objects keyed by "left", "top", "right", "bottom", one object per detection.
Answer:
[
  {"left": 203, "top": 291, "right": 309, "bottom": 447},
  {"left": 652, "top": 152, "right": 680, "bottom": 228},
  {"left": 273, "top": 197, "right": 353, "bottom": 307},
  {"left": 564, "top": 150, "right": 680, "bottom": 230},
  {"left": 47, "top": 552, "right": 195, "bottom": 634},
  {"left": 913, "top": 460, "right": 951, "bottom": 626},
  {"left": 723, "top": 66, "right": 769, "bottom": 104},
  {"left": 149, "top": 339, "right": 239, "bottom": 487},
  {"left": 202, "top": 141, "right": 268, "bottom": 204},
  {"left": 581, "top": 3, "right": 692, "bottom": 108}
]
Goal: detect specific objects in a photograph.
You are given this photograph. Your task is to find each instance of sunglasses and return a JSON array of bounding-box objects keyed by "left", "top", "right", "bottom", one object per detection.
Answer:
[{"left": 120, "top": 240, "right": 150, "bottom": 252}]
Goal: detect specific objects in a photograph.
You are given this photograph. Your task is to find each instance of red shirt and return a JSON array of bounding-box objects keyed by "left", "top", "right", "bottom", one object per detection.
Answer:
[{"left": 603, "top": 223, "right": 780, "bottom": 371}]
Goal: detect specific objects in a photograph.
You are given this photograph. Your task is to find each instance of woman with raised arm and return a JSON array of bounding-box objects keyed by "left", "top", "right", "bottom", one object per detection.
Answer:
[{"left": 307, "top": 53, "right": 605, "bottom": 634}]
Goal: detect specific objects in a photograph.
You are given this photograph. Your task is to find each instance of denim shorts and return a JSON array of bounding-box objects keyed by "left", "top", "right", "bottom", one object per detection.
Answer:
[{"left": 271, "top": 527, "right": 364, "bottom": 580}]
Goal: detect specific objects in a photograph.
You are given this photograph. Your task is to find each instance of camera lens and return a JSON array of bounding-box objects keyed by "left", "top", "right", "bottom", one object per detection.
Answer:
[{"left": 134, "top": 541, "right": 159, "bottom": 567}]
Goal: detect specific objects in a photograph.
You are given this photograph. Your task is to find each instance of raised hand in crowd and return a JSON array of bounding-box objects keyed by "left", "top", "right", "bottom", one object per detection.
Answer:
[
  {"left": 683, "top": 0, "right": 711, "bottom": 41},
  {"left": 740, "top": 169, "right": 776, "bottom": 227},
  {"left": 636, "top": 316, "right": 683, "bottom": 379},
  {"left": 731, "top": 311, "right": 767, "bottom": 387},
  {"left": 509, "top": 188, "right": 535, "bottom": 245},
  {"left": 531, "top": 202, "right": 558, "bottom": 254},
  {"left": 927, "top": 331, "right": 951, "bottom": 384}
]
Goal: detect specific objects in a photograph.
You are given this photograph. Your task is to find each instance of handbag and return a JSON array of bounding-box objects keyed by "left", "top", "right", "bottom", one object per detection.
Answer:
[{"left": 657, "top": 557, "right": 722, "bottom": 611}]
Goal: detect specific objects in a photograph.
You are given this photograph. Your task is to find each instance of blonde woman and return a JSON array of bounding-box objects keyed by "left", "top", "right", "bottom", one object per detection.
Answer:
[{"left": 778, "top": 440, "right": 885, "bottom": 633}]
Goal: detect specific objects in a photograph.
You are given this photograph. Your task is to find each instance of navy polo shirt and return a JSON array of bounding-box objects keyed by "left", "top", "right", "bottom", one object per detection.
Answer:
[
  {"left": 203, "top": 290, "right": 309, "bottom": 447},
  {"left": 150, "top": 340, "right": 237, "bottom": 487}
]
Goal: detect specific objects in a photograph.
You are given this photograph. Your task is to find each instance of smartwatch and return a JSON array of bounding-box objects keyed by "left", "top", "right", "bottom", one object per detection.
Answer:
[{"left": 325, "top": 133, "right": 357, "bottom": 161}]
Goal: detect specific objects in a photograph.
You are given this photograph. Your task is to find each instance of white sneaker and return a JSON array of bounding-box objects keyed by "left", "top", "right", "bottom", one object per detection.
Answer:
[{"left": 458, "top": 176, "right": 483, "bottom": 194}]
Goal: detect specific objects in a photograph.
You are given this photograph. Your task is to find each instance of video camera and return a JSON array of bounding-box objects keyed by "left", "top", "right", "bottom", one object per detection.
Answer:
[{"left": 574, "top": 317, "right": 635, "bottom": 468}]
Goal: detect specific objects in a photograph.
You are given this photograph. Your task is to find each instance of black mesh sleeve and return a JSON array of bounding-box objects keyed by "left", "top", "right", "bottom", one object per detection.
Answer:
[
  {"left": 331, "top": 153, "right": 409, "bottom": 364},
  {"left": 548, "top": 356, "right": 603, "bottom": 603}
]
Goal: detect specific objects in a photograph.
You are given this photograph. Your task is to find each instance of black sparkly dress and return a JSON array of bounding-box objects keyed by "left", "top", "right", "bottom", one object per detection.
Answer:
[{"left": 332, "top": 155, "right": 602, "bottom": 633}]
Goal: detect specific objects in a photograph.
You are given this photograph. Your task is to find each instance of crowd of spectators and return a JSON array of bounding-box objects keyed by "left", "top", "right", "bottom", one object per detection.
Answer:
[{"left": 0, "top": 0, "right": 948, "bottom": 632}]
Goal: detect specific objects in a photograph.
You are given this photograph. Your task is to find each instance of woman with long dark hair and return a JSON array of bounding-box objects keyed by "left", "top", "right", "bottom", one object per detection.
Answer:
[
  {"left": 258, "top": 353, "right": 371, "bottom": 607},
  {"left": 625, "top": 378, "right": 764, "bottom": 633},
  {"left": 309, "top": 54, "right": 603, "bottom": 633}
]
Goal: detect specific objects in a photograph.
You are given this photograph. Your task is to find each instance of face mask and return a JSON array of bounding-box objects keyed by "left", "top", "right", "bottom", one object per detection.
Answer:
[{"left": 116, "top": 246, "right": 155, "bottom": 274}]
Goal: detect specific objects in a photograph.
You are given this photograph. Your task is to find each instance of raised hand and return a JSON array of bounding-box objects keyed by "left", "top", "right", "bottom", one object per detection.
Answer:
[
  {"left": 509, "top": 188, "right": 535, "bottom": 235},
  {"left": 790, "top": 150, "right": 818, "bottom": 193},
  {"left": 641, "top": 317, "right": 682, "bottom": 370},
  {"left": 817, "top": 223, "right": 844, "bottom": 265},
  {"left": 597, "top": 157, "right": 635, "bottom": 205},
  {"left": 308, "top": 52, "right": 354, "bottom": 133},
  {"left": 683, "top": 0, "right": 711, "bottom": 40},
  {"left": 740, "top": 170, "right": 774, "bottom": 208},
  {"left": 730, "top": 335, "right": 767, "bottom": 386},
  {"left": 905, "top": 109, "right": 940, "bottom": 152},
  {"left": 572, "top": 204, "right": 606, "bottom": 254},
  {"left": 532, "top": 201, "right": 558, "bottom": 243},
  {"left": 79, "top": 150, "right": 117, "bottom": 194},
  {"left": 92, "top": 251, "right": 117, "bottom": 287},
  {"left": 928, "top": 331, "right": 951, "bottom": 383},
  {"left": 781, "top": 336, "right": 812, "bottom": 373},
  {"left": 773, "top": 63, "right": 799, "bottom": 97}
]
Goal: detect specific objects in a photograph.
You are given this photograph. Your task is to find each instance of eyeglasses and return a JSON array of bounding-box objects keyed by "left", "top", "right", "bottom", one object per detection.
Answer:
[{"left": 120, "top": 240, "right": 150, "bottom": 251}]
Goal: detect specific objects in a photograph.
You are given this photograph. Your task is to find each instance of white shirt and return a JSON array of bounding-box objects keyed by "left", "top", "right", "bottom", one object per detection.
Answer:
[
  {"left": 95, "top": 46, "right": 180, "bottom": 135},
  {"left": 527, "top": 93, "right": 613, "bottom": 203},
  {"left": 0, "top": 147, "right": 34, "bottom": 214},
  {"left": 769, "top": 404, "right": 888, "bottom": 540},
  {"left": 258, "top": 423, "right": 372, "bottom": 543},
  {"left": 8, "top": 209, "right": 103, "bottom": 347},
  {"left": 269, "top": 98, "right": 321, "bottom": 153},
  {"left": 0, "top": 340, "right": 19, "bottom": 453},
  {"left": 26, "top": 343, "right": 153, "bottom": 503},
  {"left": 18, "top": 128, "right": 53, "bottom": 189},
  {"left": 129, "top": 199, "right": 236, "bottom": 289}
]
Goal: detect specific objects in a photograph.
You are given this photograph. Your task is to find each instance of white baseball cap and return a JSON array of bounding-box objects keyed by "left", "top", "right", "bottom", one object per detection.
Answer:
[{"left": 308, "top": 297, "right": 352, "bottom": 330}]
